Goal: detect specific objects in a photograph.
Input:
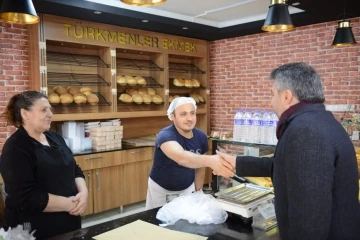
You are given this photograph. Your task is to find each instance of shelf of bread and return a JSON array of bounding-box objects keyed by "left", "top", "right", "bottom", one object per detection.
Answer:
[
  {"left": 116, "top": 75, "right": 163, "bottom": 88},
  {"left": 116, "top": 58, "right": 163, "bottom": 71},
  {"left": 47, "top": 51, "right": 110, "bottom": 68},
  {"left": 170, "top": 78, "right": 203, "bottom": 89},
  {"left": 169, "top": 62, "right": 206, "bottom": 74},
  {"left": 169, "top": 92, "right": 206, "bottom": 105},
  {"left": 117, "top": 86, "right": 164, "bottom": 112},
  {"left": 48, "top": 72, "right": 111, "bottom": 86}
]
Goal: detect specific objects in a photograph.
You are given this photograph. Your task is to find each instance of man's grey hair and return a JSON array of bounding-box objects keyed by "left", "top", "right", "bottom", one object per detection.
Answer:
[{"left": 270, "top": 62, "right": 325, "bottom": 103}]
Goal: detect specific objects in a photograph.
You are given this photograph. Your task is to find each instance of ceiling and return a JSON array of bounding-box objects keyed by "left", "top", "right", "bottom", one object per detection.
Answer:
[{"left": 26, "top": 0, "right": 360, "bottom": 40}]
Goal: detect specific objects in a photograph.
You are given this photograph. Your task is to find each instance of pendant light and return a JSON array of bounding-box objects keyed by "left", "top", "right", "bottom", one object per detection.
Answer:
[
  {"left": 331, "top": 0, "right": 357, "bottom": 47},
  {"left": 0, "top": 0, "right": 39, "bottom": 24},
  {"left": 120, "top": 0, "right": 167, "bottom": 7},
  {"left": 262, "top": 0, "right": 294, "bottom": 32}
]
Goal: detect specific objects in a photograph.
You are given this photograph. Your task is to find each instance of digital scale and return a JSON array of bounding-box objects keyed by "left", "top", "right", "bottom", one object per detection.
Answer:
[{"left": 215, "top": 183, "right": 274, "bottom": 218}]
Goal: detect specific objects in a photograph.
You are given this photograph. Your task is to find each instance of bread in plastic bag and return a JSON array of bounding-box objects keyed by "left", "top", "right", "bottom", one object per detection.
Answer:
[{"left": 156, "top": 190, "right": 228, "bottom": 226}]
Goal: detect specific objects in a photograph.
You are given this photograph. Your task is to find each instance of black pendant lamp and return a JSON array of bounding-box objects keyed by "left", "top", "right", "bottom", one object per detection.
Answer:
[
  {"left": 120, "top": 0, "right": 167, "bottom": 7},
  {"left": 332, "top": 20, "right": 357, "bottom": 47},
  {"left": 0, "top": 0, "right": 39, "bottom": 24},
  {"left": 262, "top": 0, "right": 294, "bottom": 32}
]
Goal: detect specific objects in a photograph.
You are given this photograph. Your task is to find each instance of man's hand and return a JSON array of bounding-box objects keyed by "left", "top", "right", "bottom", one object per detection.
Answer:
[
  {"left": 69, "top": 190, "right": 88, "bottom": 216},
  {"left": 216, "top": 150, "right": 236, "bottom": 168},
  {"left": 208, "top": 154, "right": 234, "bottom": 178}
]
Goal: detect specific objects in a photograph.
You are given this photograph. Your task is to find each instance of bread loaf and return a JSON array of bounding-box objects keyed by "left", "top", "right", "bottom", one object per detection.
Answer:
[
  {"left": 142, "top": 94, "right": 152, "bottom": 104},
  {"left": 119, "top": 93, "right": 133, "bottom": 103},
  {"left": 152, "top": 95, "right": 163, "bottom": 104},
  {"left": 132, "top": 94, "right": 143, "bottom": 104},
  {"left": 169, "top": 96, "right": 174, "bottom": 103},
  {"left": 73, "top": 93, "right": 87, "bottom": 104},
  {"left": 87, "top": 93, "right": 99, "bottom": 105},
  {"left": 116, "top": 75, "right": 126, "bottom": 86},
  {"left": 80, "top": 87, "right": 92, "bottom": 94},
  {"left": 67, "top": 86, "right": 80, "bottom": 95},
  {"left": 147, "top": 88, "right": 156, "bottom": 96},
  {"left": 173, "top": 78, "right": 185, "bottom": 87},
  {"left": 54, "top": 86, "right": 67, "bottom": 95},
  {"left": 126, "top": 88, "right": 138, "bottom": 96},
  {"left": 60, "top": 93, "right": 73, "bottom": 104},
  {"left": 135, "top": 76, "right": 146, "bottom": 86},
  {"left": 185, "top": 79, "right": 193, "bottom": 88},
  {"left": 190, "top": 93, "right": 199, "bottom": 103},
  {"left": 125, "top": 75, "right": 136, "bottom": 86},
  {"left": 137, "top": 88, "right": 148, "bottom": 95},
  {"left": 48, "top": 93, "right": 60, "bottom": 104},
  {"left": 191, "top": 79, "right": 201, "bottom": 88}
]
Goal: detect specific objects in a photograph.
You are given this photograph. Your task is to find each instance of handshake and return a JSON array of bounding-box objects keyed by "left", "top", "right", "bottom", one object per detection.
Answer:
[{"left": 208, "top": 150, "right": 236, "bottom": 178}]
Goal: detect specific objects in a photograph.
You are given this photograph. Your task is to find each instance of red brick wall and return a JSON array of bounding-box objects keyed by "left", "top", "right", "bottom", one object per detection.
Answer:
[
  {"left": 209, "top": 18, "right": 360, "bottom": 133},
  {"left": 0, "top": 22, "right": 30, "bottom": 150}
]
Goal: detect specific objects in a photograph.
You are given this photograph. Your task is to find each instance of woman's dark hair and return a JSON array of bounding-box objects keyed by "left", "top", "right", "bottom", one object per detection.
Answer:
[{"left": 3, "top": 91, "right": 47, "bottom": 127}]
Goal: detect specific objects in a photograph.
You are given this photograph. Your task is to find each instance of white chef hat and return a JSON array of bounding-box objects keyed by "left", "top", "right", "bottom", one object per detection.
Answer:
[{"left": 167, "top": 97, "right": 197, "bottom": 121}]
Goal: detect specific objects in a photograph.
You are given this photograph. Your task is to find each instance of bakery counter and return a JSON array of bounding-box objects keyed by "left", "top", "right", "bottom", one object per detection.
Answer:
[
  {"left": 49, "top": 208, "right": 280, "bottom": 240},
  {"left": 72, "top": 145, "right": 152, "bottom": 156}
]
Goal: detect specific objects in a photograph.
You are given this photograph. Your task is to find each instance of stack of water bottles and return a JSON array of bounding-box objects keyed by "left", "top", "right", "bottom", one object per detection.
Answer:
[{"left": 233, "top": 110, "right": 278, "bottom": 145}]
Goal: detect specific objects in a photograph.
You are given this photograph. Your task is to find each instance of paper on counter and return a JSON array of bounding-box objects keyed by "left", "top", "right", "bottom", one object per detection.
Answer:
[{"left": 92, "top": 220, "right": 207, "bottom": 240}]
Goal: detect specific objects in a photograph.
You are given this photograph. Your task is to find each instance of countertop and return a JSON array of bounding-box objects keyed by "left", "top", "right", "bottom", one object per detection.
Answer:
[{"left": 49, "top": 208, "right": 280, "bottom": 240}]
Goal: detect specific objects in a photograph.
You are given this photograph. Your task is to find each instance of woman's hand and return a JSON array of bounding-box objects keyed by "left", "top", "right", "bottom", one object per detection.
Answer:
[{"left": 69, "top": 190, "right": 88, "bottom": 216}]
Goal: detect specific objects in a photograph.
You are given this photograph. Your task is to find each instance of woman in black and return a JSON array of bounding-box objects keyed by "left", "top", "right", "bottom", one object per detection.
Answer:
[{"left": 0, "top": 91, "right": 88, "bottom": 239}]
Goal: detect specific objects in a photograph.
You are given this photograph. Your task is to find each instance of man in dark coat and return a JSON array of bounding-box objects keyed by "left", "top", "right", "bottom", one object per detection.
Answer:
[{"left": 217, "top": 62, "right": 360, "bottom": 240}]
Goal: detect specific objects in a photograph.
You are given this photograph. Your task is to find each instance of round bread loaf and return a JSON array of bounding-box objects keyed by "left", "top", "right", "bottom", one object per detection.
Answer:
[
  {"left": 87, "top": 93, "right": 99, "bottom": 105},
  {"left": 60, "top": 93, "right": 73, "bottom": 105},
  {"left": 142, "top": 94, "right": 152, "bottom": 104},
  {"left": 152, "top": 95, "right": 163, "bottom": 104},
  {"left": 116, "top": 75, "right": 126, "bottom": 86},
  {"left": 73, "top": 93, "right": 87, "bottom": 104},
  {"left": 185, "top": 79, "right": 193, "bottom": 88},
  {"left": 48, "top": 93, "right": 60, "bottom": 104},
  {"left": 190, "top": 93, "right": 199, "bottom": 103},
  {"left": 80, "top": 87, "right": 92, "bottom": 94},
  {"left": 197, "top": 94, "right": 205, "bottom": 103},
  {"left": 126, "top": 88, "right": 138, "bottom": 96},
  {"left": 67, "top": 86, "right": 80, "bottom": 95},
  {"left": 169, "top": 96, "right": 174, "bottom": 103},
  {"left": 173, "top": 78, "right": 185, "bottom": 87},
  {"left": 191, "top": 79, "right": 201, "bottom": 88},
  {"left": 137, "top": 88, "right": 148, "bottom": 95},
  {"left": 132, "top": 94, "right": 143, "bottom": 104},
  {"left": 135, "top": 76, "right": 146, "bottom": 86},
  {"left": 119, "top": 93, "right": 133, "bottom": 103},
  {"left": 125, "top": 75, "right": 136, "bottom": 86},
  {"left": 147, "top": 88, "right": 156, "bottom": 96},
  {"left": 54, "top": 86, "right": 67, "bottom": 95}
]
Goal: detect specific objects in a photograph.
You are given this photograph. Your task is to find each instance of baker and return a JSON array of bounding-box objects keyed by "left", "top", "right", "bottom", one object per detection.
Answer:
[{"left": 145, "top": 97, "right": 234, "bottom": 209}]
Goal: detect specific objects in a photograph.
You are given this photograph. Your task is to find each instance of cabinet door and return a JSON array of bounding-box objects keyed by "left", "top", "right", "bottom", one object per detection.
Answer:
[
  {"left": 81, "top": 170, "right": 94, "bottom": 216},
  {"left": 93, "top": 166, "right": 124, "bottom": 213},
  {"left": 74, "top": 152, "right": 116, "bottom": 171},
  {"left": 123, "top": 160, "right": 152, "bottom": 205}
]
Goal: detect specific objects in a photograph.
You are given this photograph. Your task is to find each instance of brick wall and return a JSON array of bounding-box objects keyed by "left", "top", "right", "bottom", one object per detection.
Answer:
[
  {"left": 209, "top": 18, "right": 360, "bottom": 133},
  {"left": 0, "top": 22, "right": 30, "bottom": 150}
]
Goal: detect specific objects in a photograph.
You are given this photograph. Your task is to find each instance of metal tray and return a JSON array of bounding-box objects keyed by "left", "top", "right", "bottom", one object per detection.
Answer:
[{"left": 215, "top": 183, "right": 272, "bottom": 205}]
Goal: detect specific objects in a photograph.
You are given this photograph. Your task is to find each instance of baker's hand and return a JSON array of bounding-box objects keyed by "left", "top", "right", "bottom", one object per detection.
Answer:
[
  {"left": 69, "top": 190, "right": 88, "bottom": 216},
  {"left": 216, "top": 150, "right": 236, "bottom": 168},
  {"left": 209, "top": 154, "right": 234, "bottom": 178}
]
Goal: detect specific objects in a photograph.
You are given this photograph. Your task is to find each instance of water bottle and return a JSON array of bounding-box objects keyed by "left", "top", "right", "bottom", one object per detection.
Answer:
[
  {"left": 243, "top": 110, "right": 252, "bottom": 143},
  {"left": 251, "top": 110, "right": 262, "bottom": 143},
  {"left": 233, "top": 110, "right": 242, "bottom": 141},
  {"left": 260, "top": 110, "right": 270, "bottom": 144},
  {"left": 270, "top": 112, "right": 279, "bottom": 145}
]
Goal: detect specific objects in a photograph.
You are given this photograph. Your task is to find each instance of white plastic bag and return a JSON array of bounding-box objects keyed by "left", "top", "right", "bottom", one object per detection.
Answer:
[{"left": 156, "top": 191, "right": 228, "bottom": 226}]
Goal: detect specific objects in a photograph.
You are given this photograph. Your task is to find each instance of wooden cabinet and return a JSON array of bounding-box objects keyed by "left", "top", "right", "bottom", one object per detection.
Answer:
[
  {"left": 75, "top": 147, "right": 153, "bottom": 215},
  {"left": 123, "top": 160, "right": 152, "bottom": 205}
]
